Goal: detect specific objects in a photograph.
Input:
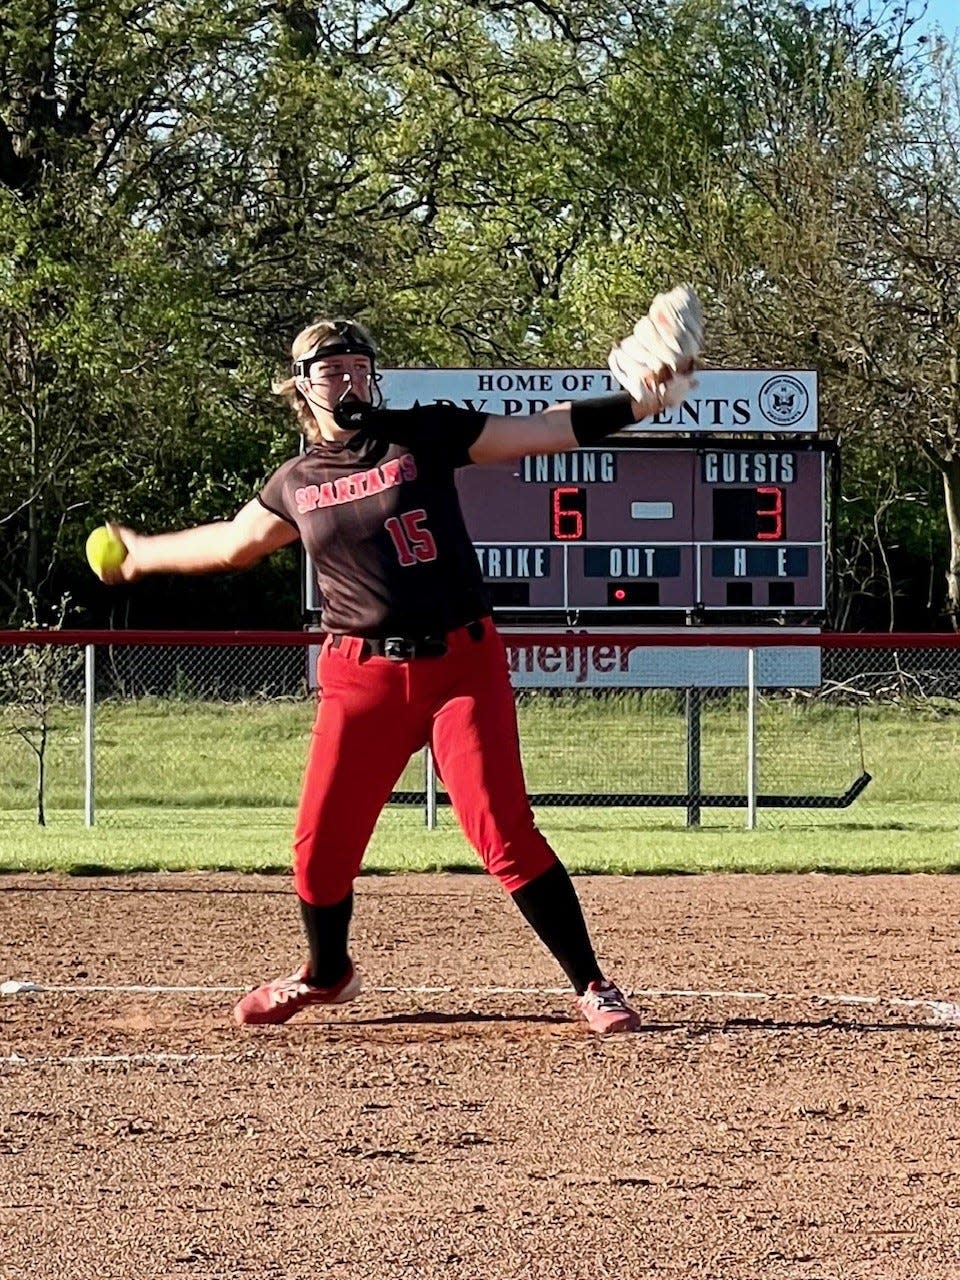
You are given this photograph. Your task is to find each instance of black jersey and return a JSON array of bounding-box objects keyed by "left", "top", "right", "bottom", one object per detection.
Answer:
[{"left": 258, "top": 404, "right": 492, "bottom": 636}]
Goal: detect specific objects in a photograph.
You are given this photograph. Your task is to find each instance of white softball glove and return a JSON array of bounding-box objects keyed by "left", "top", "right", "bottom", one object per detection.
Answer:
[{"left": 608, "top": 284, "right": 704, "bottom": 412}]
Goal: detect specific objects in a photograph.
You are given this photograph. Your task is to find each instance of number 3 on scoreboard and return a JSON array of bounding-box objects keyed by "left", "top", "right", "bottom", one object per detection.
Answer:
[
  {"left": 756, "top": 485, "right": 784, "bottom": 541},
  {"left": 385, "top": 509, "right": 438, "bottom": 565}
]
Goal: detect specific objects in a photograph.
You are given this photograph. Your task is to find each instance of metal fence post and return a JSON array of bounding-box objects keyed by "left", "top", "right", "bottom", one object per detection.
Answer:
[
  {"left": 685, "top": 686, "right": 702, "bottom": 828},
  {"left": 84, "top": 643, "right": 95, "bottom": 827},
  {"left": 746, "top": 648, "right": 757, "bottom": 830},
  {"left": 425, "top": 745, "right": 437, "bottom": 830}
]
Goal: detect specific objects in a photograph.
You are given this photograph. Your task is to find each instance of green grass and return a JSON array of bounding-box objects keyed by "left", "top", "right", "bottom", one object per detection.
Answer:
[
  {"left": 1, "top": 693, "right": 958, "bottom": 874},
  {"left": 1, "top": 806, "right": 958, "bottom": 876}
]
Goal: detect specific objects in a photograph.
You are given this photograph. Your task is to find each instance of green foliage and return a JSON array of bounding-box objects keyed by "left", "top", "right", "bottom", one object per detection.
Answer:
[
  {"left": 652, "top": 1, "right": 960, "bottom": 624},
  {"left": 0, "top": 0, "right": 291, "bottom": 621},
  {"left": 1, "top": 0, "right": 957, "bottom": 626}
]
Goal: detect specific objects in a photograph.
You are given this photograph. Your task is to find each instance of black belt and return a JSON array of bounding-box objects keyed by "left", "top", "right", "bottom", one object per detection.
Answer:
[{"left": 330, "top": 619, "right": 486, "bottom": 661}]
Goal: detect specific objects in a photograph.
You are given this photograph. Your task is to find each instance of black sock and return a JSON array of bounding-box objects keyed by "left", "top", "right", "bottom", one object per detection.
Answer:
[
  {"left": 509, "top": 862, "right": 603, "bottom": 995},
  {"left": 299, "top": 892, "right": 353, "bottom": 987}
]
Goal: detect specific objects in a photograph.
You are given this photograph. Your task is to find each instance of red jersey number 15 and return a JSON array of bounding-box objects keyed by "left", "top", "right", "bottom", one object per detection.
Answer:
[{"left": 384, "top": 509, "right": 438, "bottom": 566}]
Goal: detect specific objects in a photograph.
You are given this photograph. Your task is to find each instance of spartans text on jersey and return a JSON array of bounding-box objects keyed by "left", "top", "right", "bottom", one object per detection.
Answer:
[{"left": 295, "top": 453, "right": 418, "bottom": 514}]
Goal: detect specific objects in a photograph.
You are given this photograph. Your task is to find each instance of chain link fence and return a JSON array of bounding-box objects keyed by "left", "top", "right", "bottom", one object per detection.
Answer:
[{"left": 0, "top": 632, "right": 958, "bottom": 846}]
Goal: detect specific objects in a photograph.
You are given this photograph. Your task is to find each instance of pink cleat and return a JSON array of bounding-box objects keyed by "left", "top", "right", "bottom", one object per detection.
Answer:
[
  {"left": 233, "top": 961, "right": 360, "bottom": 1026},
  {"left": 577, "top": 979, "right": 641, "bottom": 1034}
]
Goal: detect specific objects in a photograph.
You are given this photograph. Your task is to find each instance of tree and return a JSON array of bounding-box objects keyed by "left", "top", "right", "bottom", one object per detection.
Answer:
[
  {"left": 2, "top": 0, "right": 683, "bottom": 626},
  {"left": 0, "top": 0, "right": 279, "bottom": 621},
  {"left": 531, "top": 0, "right": 959, "bottom": 627},
  {"left": 5, "top": 0, "right": 955, "bottom": 630},
  {"left": 839, "top": 48, "right": 960, "bottom": 627},
  {"left": 633, "top": 0, "right": 960, "bottom": 627},
  {"left": 0, "top": 594, "right": 76, "bottom": 825}
]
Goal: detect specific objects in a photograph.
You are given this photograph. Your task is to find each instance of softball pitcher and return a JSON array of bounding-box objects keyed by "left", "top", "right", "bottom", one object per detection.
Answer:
[{"left": 99, "top": 288, "right": 703, "bottom": 1034}]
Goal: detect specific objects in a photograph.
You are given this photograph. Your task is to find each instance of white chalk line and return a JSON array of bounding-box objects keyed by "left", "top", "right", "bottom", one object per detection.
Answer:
[
  {"left": 1, "top": 982, "right": 242, "bottom": 995},
  {"left": 3, "top": 977, "right": 960, "bottom": 1025},
  {"left": 3, "top": 983, "right": 960, "bottom": 1068},
  {"left": 0, "top": 1051, "right": 238, "bottom": 1067}
]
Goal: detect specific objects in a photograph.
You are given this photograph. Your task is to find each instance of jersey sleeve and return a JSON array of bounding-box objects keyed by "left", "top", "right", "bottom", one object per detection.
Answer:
[
  {"left": 257, "top": 458, "right": 300, "bottom": 527},
  {"left": 365, "top": 404, "right": 488, "bottom": 469}
]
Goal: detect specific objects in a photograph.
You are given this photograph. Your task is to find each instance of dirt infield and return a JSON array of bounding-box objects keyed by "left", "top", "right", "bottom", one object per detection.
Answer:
[{"left": 3, "top": 872, "right": 960, "bottom": 1280}]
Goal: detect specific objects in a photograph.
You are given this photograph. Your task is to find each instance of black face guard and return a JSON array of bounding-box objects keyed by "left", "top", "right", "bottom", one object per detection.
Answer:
[
  {"left": 293, "top": 323, "right": 384, "bottom": 430},
  {"left": 295, "top": 317, "right": 378, "bottom": 373},
  {"left": 292, "top": 340, "right": 376, "bottom": 379}
]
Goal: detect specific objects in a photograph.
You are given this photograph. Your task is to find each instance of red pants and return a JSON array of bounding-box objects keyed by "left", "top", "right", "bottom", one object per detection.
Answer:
[{"left": 293, "top": 618, "right": 557, "bottom": 906}]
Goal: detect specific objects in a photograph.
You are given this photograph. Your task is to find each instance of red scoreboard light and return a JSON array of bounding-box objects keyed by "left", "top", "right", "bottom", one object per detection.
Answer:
[
  {"left": 457, "top": 442, "right": 835, "bottom": 619},
  {"left": 551, "top": 485, "right": 588, "bottom": 540},
  {"left": 712, "top": 485, "right": 785, "bottom": 541}
]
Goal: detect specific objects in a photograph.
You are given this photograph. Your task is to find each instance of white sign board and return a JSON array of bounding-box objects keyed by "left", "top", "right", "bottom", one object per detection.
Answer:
[
  {"left": 380, "top": 367, "right": 819, "bottom": 435},
  {"left": 501, "top": 635, "right": 821, "bottom": 689}
]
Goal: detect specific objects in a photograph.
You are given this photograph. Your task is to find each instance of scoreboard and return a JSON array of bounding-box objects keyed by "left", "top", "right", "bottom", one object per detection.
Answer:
[
  {"left": 303, "top": 367, "right": 832, "bottom": 624},
  {"left": 454, "top": 442, "right": 832, "bottom": 618}
]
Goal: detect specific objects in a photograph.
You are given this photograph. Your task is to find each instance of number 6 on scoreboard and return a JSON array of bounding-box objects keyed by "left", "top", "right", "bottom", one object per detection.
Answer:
[{"left": 551, "top": 486, "right": 587, "bottom": 541}]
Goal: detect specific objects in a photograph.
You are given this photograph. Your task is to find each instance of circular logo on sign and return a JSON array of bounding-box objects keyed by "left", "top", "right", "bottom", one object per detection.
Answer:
[{"left": 759, "top": 375, "right": 809, "bottom": 427}]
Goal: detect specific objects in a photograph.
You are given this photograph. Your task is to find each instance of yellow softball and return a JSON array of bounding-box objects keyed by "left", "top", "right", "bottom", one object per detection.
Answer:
[{"left": 85, "top": 526, "right": 127, "bottom": 579}]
